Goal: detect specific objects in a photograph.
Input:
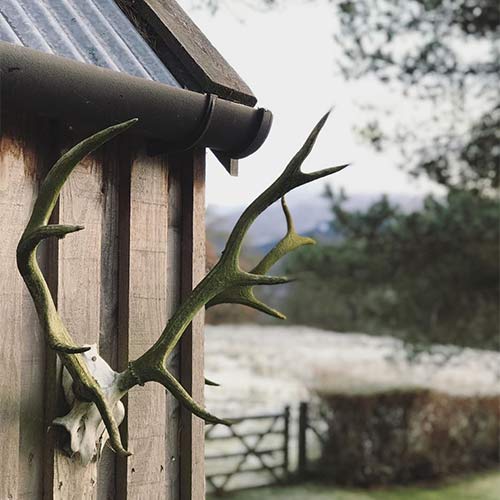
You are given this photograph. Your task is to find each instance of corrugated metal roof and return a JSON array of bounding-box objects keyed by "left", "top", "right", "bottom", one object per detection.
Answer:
[{"left": 0, "top": 0, "right": 180, "bottom": 87}]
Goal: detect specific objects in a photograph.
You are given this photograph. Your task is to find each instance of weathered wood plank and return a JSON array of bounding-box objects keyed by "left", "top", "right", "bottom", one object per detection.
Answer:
[
  {"left": 17, "top": 119, "right": 53, "bottom": 500},
  {"left": 165, "top": 154, "right": 183, "bottom": 500},
  {"left": 177, "top": 149, "right": 206, "bottom": 500},
  {"left": 0, "top": 119, "right": 205, "bottom": 498},
  {"left": 0, "top": 122, "right": 46, "bottom": 500},
  {"left": 96, "top": 141, "right": 123, "bottom": 500},
  {"left": 117, "top": 149, "right": 172, "bottom": 499},
  {"left": 45, "top": 135, "right": 105, "bottom": 499}
]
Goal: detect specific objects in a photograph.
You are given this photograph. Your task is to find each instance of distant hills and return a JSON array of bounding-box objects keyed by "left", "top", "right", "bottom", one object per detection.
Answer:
[{"left": 207, "top": 190, "right": 423, "bottom": 253}]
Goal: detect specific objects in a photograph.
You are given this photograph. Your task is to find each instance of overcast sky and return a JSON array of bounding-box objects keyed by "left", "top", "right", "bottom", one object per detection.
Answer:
[{"left": 180, "top": 0, "right": 444, "bottom": 208}]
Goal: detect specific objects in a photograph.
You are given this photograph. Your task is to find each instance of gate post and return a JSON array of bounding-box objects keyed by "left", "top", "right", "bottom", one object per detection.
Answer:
[
  {"left": 283, "top": 405, "right": 290, "bottom": 480},
  {"left": 297, "top": 401, "right": 309, "bottom": 478}
]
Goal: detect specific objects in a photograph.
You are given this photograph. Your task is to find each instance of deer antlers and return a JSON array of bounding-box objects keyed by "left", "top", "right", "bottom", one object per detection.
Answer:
[{"left": 17, "top": 111, "right": 347, "bottom": 460}]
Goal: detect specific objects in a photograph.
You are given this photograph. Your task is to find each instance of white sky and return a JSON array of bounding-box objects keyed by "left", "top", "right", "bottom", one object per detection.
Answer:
[{"left": 180, "top": 0, "right": 445, "bottom": 207}]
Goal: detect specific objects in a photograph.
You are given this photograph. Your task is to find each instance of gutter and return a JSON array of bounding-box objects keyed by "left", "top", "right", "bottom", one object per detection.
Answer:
[{"left": 0, "top": 42, "right": 272, "bottom": 173}]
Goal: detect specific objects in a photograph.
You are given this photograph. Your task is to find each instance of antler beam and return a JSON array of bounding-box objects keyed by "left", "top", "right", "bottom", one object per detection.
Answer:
[
  {"left": 17, "top": 119, "right": 138, "bottom": 457},
  {"left": 17, "top": 111, "right": 348, "bottom": 461}
]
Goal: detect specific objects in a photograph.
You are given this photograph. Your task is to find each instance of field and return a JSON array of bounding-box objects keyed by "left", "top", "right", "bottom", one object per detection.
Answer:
[
  {"left": 205, "top": 324, "right": 500, "bottom": 418},
  {"left": 208, "top": 470, "right": 500, "bottom": 500},
  {"left": 204, "top": 324, "right": 500, "bottom": 495}
]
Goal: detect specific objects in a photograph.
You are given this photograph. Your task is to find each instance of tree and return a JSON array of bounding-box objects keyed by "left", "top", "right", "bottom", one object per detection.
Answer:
[
  {"left": 281, "top": 0, "right": 500, "bottom": 348},
  {"left": 285, "top": 187, "right": 499, "bottom": 349},
  {"left": 335, "top": 0, "right": 499, "bottom": 193}
]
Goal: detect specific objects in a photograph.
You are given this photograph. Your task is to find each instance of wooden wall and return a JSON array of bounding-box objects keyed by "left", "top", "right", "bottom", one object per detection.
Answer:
[{"left": 0, "top": 112, "right": 205, "bottom": 499}]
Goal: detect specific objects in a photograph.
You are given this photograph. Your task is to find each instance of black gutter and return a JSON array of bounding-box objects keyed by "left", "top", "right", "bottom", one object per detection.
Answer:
[{"left": 0, "top": 42, "right": 272, "bottom": 161}]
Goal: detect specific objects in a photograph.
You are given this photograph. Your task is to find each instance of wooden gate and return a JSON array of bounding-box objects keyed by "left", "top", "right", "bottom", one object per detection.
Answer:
[
  {"left": 205, "top": 407, "right": 290, "bottom": 495},
  {"left": 0, "top": 111, "right": 205, "bottom": 499}
]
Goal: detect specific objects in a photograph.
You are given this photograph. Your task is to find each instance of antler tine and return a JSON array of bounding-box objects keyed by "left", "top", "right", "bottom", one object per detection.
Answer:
[
  {"left": 252, "top": 197, "right": 315, "bottom": 275},
  {"left": 152, "top": 367, "right": 232, "bottom": 425},
  {"left": 205, "top": 377, "right": 220, "bottom": 387},
  {"left": 23, "top": 118, "right": 138, "bottom": 234},
  {"left": 91, "top": 385, "right": 132, "bottom": 457},
  {"left": 207, "top": 197, "right": 315, "bottom": 319},
  {"left": 220, "top": 110, "right": 348, "bottom": 267},
  {"left": 17, "top": 118, "right": 138, "bottom": 455}
]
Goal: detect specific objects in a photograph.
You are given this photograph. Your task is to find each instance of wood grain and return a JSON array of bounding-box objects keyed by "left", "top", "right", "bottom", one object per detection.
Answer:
[
  {"left": 0, "top": 118, "right": 206, "bottom": 498},
  {"left": 46, "top": 134, "right": 105, "bottom": 499},
  {"left": 96, "top": 141, "right": 123, "bottom": 500},
  {"left": 165, "top": 153, "right": 183, "bottom": 500},
  {"left": 17, "top": 119, "right": 53, "bottom": 500},
  {"left": 117, "top": 149, "right": 173, "bottom": 499},
  {"left": 0, "top": 120, "right": 46, "bottom": 500},
  {"left": 177, "top": 149, "right": 207, "bottom": 500}
]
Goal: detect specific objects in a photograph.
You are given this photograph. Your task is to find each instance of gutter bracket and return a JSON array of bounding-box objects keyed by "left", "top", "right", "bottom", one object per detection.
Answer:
[
  {"left": 176, "top": 93, "right": 217, "bottom": 151},
  {"left": 146, "top": 93, "right": 217, "bottom": 157}
]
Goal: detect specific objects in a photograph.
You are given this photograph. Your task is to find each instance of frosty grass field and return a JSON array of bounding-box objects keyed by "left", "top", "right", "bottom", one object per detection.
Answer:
[{"left": 205, "top": 324, "right": 500, "bottom": 416}]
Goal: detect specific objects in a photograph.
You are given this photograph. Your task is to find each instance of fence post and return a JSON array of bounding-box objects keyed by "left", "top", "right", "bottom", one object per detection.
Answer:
[
  {"left": 283, "top": 405, "right": 290, "bottom": 481},
  {"left": 298, "top": 401, "right": 309, "bottom": 478}
]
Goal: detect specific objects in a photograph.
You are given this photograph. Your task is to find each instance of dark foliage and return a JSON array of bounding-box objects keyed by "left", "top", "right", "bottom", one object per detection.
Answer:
[
  {"left": 335, "top": 0, "right": 499, "bottom": 193},
  {"left": 285, "top": 188, "right": 499, "bottom": 349},
  {"left": 318, "top": 389, "right": 500, "bottom": 485}
]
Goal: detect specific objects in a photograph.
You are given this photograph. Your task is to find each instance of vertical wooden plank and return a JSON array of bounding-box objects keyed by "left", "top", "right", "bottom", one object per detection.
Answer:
[
  {"left": 177, "top": 148, "right": 206, "bottom": 500},
  {"left": 17, "top": 118, "right": 54, "bottom": 500},
  {"left": 165, "top": 154, "right": 183, "bottom": 500},
  {"left": 45, "top": 136, "right": 105, "bottom": 499},
  {"left": 117, "top": 149, "right": 172, "bottom": 499},
  {"left": 98, "top": 142, "right": 122, "bottom": 365},
  {"left": 0, "top": 119, "right": 45, "bottom": 500},
  {"left": 116, "top": 140, "right": 132, "bottom": 500},
  {"left": 18, "top": 254, "right": 47, "bottom": 499},
  {"left": 96, "top": 140, "right": 123, "bottom": 500}
]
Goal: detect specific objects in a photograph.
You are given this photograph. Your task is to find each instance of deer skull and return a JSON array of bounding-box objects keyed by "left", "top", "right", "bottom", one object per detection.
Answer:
[{"left": 52, "top": 345, "right": 125, "bottom": 465}]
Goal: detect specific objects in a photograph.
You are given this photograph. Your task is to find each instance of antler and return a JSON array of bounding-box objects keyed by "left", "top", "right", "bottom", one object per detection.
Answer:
[
  {"left": 17, "top": 110, "right": 348, "bottom": 460},
  {"left": 120, "top": 109, "right": 348, "bottom": 416},
  {"left": 17, "top": 119, "right": 138, "bottom": 457}
]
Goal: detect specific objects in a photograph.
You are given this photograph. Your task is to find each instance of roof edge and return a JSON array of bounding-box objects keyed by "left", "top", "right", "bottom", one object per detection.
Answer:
[{"left": 115, "top": 0, "right": 257, "bottom": 107}]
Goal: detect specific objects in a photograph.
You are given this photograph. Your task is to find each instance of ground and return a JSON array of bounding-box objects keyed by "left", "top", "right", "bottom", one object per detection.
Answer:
[
  {"left": 208, "top": 471, "right": 500, "bottom": 500},
  {"left": 205, "top": 325, "right": 500, "bottom": 417}
]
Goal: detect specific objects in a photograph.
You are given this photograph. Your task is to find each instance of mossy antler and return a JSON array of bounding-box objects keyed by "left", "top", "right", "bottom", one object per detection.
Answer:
[
  {"left": 206, "top": 197, "right": 316, "bottom": 319},
  {"left": 17, "top": 110, "right": 347, "bottom": 461},
  {"left": 17, "top": 119, "right": 138, "bottom": 457}
]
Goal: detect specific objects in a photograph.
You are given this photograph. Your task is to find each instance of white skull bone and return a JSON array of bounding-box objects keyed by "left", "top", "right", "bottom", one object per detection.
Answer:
[{"left": 52, "top": 345, "right": 126, "bottom": 465}]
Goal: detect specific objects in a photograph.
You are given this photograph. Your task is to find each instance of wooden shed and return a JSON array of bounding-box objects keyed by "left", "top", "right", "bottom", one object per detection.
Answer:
[{"left": 0, "top": 1, "right": 272, "bottom": 499}]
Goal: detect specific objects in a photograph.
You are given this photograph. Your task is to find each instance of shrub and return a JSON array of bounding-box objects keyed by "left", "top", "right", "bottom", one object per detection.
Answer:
[{"left": 316, "top": 388, "right": 500, "bottom": 485}]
